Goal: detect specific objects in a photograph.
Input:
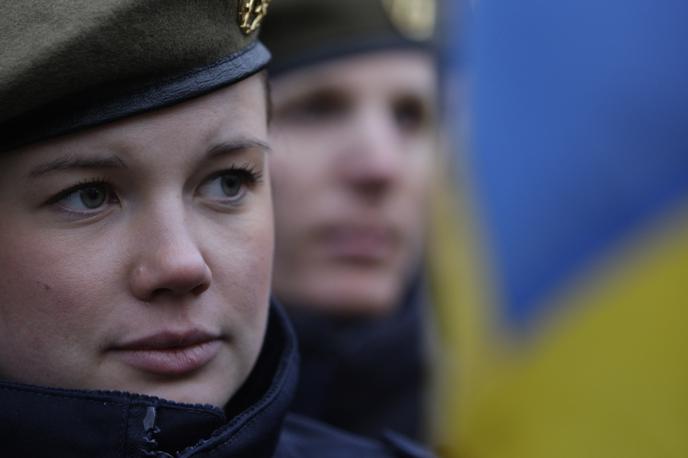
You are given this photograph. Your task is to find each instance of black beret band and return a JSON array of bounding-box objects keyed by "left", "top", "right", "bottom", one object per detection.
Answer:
[{"left": 268, "top": 36, "right": 431, "bottom": 76}]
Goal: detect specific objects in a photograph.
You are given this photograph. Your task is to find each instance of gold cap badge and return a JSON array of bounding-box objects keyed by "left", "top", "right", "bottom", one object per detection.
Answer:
[
  {"left": 239, "top": 0, "right": 271, "bottom": 35},
  {"left": 382, "top": 0, "right": 436, "bottom": 41}
]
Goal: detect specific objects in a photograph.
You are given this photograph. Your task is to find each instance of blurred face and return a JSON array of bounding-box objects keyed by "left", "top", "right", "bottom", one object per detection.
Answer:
[
  {"left": 0, "top": 75, "right": 272, "bottom": 407},
  {"left": 270, "top": 51, "right": 436, "bottom": 316}
]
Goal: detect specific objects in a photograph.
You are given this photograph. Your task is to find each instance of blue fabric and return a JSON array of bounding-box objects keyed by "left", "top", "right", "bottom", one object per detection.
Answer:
[{"left": 459, "top": 0, "right": 688, "bottom": 331}]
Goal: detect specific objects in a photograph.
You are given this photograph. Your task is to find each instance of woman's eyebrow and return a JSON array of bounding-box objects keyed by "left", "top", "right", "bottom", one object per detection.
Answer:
[
  {"left": 27, "top": 154, "right": 127, "bottom": 178},
  {"left": 205, "top": 138, "right": 272, "bottom": 160}
]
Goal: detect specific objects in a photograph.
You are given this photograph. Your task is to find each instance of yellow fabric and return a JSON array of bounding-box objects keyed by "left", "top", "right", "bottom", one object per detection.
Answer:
[{"left": 431, "top": 187, "right": 688, "bottom": 457}]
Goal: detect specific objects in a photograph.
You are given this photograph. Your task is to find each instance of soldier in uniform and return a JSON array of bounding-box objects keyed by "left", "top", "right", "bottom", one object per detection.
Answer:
[
  {"left": 261, "top": 0, "right": 439, "bottom": 442},
  {"left": 0, "top": 2, "right": 432, "bottom": 457}
]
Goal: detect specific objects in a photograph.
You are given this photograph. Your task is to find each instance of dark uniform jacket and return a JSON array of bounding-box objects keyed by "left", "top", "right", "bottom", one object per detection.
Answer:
[
  {"left": 286, "top": 276, "right": 430, "bottom": 441},
  {"left": 0, "top": 302, "right": 432, "bottom": 458}
]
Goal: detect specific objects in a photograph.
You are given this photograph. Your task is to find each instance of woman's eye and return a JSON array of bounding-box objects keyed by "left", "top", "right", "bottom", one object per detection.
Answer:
[
  {"left": 78, "top": 186, "right": 108, "bottom": 208},
  {"left": 393, "top": 97, "right": 430, "bottom": 133},
  {"left": 55, "top": 183, "right": 117, "bottom": 214},
  {"left": 220, "top": 174, "right": 243, "bottom": 198},
  {"left": 300, "top": 96, "right": 346, "bottom": 119},
  {"left": 199, "top": 168, "right": 260, "bottom": 204},
  {"left": 277, "top": 91, "right": 350, "bottom": 124}
]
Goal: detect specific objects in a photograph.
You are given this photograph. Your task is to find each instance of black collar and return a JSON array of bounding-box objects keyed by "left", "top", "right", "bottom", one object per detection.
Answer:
[{"left": 0, "top": 300, "right": 298, "bottom": 458}]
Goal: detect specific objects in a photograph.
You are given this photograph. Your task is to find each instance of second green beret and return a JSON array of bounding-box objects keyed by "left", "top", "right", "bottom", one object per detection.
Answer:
[{"left": 261, "top": 0, "right": 436, "bottom": 74}]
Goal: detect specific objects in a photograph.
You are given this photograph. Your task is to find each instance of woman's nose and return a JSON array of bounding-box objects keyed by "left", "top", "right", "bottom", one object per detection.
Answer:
[
  {"left": 338, "top": 107, "right": 404, "bottom": 198},
  {"left": 128, "top": 216, "right": 212, "bottom": 302}
]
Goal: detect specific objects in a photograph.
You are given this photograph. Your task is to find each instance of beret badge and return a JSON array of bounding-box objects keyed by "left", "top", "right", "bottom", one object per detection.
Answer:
[
  {"left": 239, "top": 0, "right": 271, "bottom": 35},
  {"left": 382, "top": 0, "right": 436, "bottom": 41}
]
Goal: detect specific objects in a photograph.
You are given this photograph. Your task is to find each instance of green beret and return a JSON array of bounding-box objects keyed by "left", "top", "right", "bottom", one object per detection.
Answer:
[
  {"left": 261, "top": 0, "right": 436, "bottom": 74},
  {"left": 0, "top": 0, "right": 272, "bottom": 152}
]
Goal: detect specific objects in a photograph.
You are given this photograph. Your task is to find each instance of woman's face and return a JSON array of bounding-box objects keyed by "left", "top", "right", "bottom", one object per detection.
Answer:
[
  {"left": 269, "top": 51, "right": 436, "bottom": 316},
  {"left": 0, "top": 75, "right": 273, "bottom": 407}
]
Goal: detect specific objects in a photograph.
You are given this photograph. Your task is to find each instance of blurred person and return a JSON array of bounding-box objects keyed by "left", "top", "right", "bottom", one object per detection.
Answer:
[
  {"left": 261, "top": 0, "right": 439, "bottom": 441},
  {"left": 436, "top": 0, "right": 688, "bottom": 457},
  {"left": 0, "top": 2, "right": 435, "bottom": 457}
]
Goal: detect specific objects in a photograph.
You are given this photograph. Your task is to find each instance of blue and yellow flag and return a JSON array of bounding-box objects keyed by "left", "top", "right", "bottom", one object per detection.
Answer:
[{"left": 433, "top": 1, "right": 688, "bottom": 457}]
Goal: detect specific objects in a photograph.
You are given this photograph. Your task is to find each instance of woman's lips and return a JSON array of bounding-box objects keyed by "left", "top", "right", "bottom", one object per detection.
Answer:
[
  {"left": 319, "top": 226, "right": 397, "bottom": 263},
  {"left": 112, "top": 331, "right": 222, "bottom": 376}
]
